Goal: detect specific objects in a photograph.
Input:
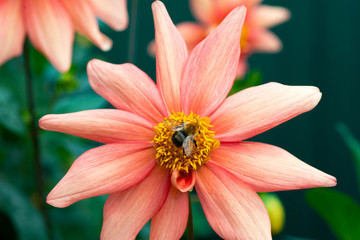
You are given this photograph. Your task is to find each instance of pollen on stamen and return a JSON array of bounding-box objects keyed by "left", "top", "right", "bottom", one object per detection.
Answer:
[{"left": 153, "top": 111, "right": 220, "bottom": 173}]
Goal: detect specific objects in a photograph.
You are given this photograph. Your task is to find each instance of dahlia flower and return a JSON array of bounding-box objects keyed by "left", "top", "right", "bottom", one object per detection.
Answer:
[
  {"left": 0, "top": 0, "right": 128, "bottom": 72},
  {"left": 40, "top": 2, "right": 336, "bottom": 239},
  {"left": 177, "top": 0, "right": 290, "bottom": 77}
]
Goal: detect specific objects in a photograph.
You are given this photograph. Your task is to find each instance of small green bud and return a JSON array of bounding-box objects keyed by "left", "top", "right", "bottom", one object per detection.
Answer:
[{"left": 260, "top": 193, "right": 285, "bottom": 235}]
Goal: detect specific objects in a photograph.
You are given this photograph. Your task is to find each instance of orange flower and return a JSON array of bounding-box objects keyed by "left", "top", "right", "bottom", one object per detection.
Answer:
[
  {"left": 0, "top": 0, "right": 128, "bottom": 72},
  {"left": 178, "top": 0, "right": 290, "bottom": 77},
  {"left": 40, "top": 2, "right": 335, "bottom": 239}
]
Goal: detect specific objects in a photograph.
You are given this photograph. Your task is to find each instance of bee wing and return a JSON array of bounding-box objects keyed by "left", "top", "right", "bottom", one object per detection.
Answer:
[
  {"left": 183, "top": 136, "right": 194, "bottom": 156},
  {"left": 172, "top": 124, "right": 184, "bottom": 131},
  {"left": 163, "top": 119, "right": 184, "bottom": 131}
]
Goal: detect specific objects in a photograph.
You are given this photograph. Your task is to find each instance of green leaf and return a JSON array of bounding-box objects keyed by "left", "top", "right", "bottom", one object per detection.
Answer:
[
  {"left": 228, "top": 69, "right": 262, "bottom": 96},
  {"left": 191, "top": 195, "right": 218, "bottom": 239},
  {"left": 53, "top": 91, "right": 107, "bottom": 114},
  {"left": 0, "top": 86, "right": 25, "bottom": 135},
  {"left": 281, "top": 235, "right": 315, "bottom": 240},
  {"left": 335, "top": 122, "right": 360, "bottom": 192},
  {"left": 306, "top": 188, "right": 360, "bottom": 240},
  {"left": 55, "top": 66, "right": 79, "bottom": 94},
  {"left": 0, "top": 180, "right": 48, "bottom": 240}
]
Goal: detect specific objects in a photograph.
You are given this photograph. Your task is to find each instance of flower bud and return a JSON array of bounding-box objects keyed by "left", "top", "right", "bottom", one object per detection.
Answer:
[{"left": 260, "top": 193, "right": 285, "bottom": 235}]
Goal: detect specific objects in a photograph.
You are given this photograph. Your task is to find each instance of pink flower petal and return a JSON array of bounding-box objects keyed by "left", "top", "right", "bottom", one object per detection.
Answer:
[
  {"left": 237, "top": 58, "right": 248, "bottom": 78},
  {"left": 210, "top": 83, "right": 322, "bottom": 142},
  {"left": 181, "top": 6, "right": 246, "bottom": 117},
  {"left": 176, "top": 22, "right": 207, "bottom": 52},
  {"left": 190, "top": 0, "right": 258, "bottom": 25},
  {"left": 150, "top": 186, "right": 188, "bottom": 240},
  {"left": 39, "top": 109, "right": 154, "bottom": 144},
  {"left": 251, "top": 5, "right": 290, "bottom": 28},
  {"left": 189, "top": 0, "right": 218, "bottom": 25},
  {"left": 101, "top": 165, "right": 171, "bottom": 239},
  {"left": 195, "top": 163, "right": 271, "bottom": 239},
  {"left": 211, "top": 142, "right": 337, "bottom": 192},
  {"left": 211, "top": 0, "right": 247, "bottom": 23},
  {"left": 251, "top": 28, "right": 282, "bottom": 53},
  {"left": 87, "top": 59, "right": 167, "bottom": 125},
  {"left": 61, "top": 0, "right": 112, "bottom": 51},
  {"left": 0, "top": 0, "right": 25, "bottom": 66},
  {"left": 88, "top": 0, "right": 128, "bottom": 31},
  {"left": 23, "top": 0, "right": 74, "bottom": 73},
  {"left": 171, "top": 169, "right": 196, "bottom": 192},
  {"left": 47, "top": 142, "right": 156, "bottom": 208},
  {"left": 152, "top": 1, "right": 188, "bottom": 113},
  {"left": 243, "top": 0, "right": 263, "bottom": 7}
]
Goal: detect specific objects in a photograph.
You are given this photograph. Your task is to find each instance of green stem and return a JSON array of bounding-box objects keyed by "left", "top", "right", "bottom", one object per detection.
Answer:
[
  {"left": 187, "top": 192, "right": 194, "bottom": 240},
  {"left": 23, "top": 40, "right": 52, "bottom": 239},
  {"left": 127, "top": 0, "right": 139, "bottom": 63}
]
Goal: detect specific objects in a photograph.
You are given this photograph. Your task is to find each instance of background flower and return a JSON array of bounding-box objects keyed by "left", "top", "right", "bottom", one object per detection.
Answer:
[
  {"left": 0, "top": 0, "right": 128, "bottom": 72},
  {"left": 176, "top": 0, "right": 290, "bottom": 77}
]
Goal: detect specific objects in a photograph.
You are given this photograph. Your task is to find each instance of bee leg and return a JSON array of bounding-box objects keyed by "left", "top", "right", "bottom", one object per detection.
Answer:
[{"left": 193, "top": 139, "right": 197, "bottom": 148}]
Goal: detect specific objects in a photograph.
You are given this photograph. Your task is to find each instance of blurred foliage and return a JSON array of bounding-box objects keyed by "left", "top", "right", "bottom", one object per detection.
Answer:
[
  {"left": 228, "top": 69, "right": 262, "bottom": 96},
  {"left": 336, "top": 123, "right": 360, "bottom": 192},
  {"left": 0, "top": 34, "right": 105, "bottom": 240},
  {"left": 306, "top": 189, "right": 360, "bottom": 240},
  {"left": 306, "top": 124, "right": 360, "bottom": 240},
  {"left": 0, "top": 86, "right": 25, "bottom": 135},
  {"left": 0, "top": 180, "right": 48, "bottom": 240},
  {"left": 190, "top": 194, "right": 219, "bottom": 239}
]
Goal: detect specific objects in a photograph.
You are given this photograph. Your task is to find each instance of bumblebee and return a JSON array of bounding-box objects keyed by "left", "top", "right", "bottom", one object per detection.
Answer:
[{"left": 164, "top": 119, "right": 200, "bottom": 156}]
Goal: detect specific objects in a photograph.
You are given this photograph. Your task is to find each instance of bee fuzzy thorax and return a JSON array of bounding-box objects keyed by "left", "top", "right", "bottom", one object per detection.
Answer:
[{"left": 153, "top": 112, "right": 220, "bottom": 173}]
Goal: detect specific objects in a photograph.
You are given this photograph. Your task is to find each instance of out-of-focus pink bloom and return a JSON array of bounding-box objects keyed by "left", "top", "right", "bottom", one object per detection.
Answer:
[
  {"left": 40, "top": 2, "right": 335, "bottom": 239},
  {"left": 0, "top": 0, "right": 128, "bottom": 72},
  {"left": 178, "top": 0, "right": 290, "bottom": 77}
]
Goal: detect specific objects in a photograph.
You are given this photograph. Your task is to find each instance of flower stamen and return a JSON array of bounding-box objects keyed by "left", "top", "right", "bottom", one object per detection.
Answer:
[{"left": 153, "top": 112, "right": 220, "bottom": 173}]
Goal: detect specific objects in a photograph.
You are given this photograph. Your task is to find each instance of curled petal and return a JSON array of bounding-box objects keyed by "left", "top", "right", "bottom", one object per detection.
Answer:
[
  {"left": 251, "top": 5, "right": 290, "bottom": 28},
  {"left": 171, "top": 169, "right": 196, "bottom": 192},
  {"left": 23, "top": 0, "right": 74, "bottom": 72},
  {"left": 39, "top": 109, "right": 154, "bottom": 144},
  {"left": 61, "top": 0, "right": 112, "bottom": 51},
  {"left": 87, "top": 59, "right": 167, "bottom": 124},
  {"left": 0, "top": 0, "right": 25, "bottom": 65},
  {"left": 211, "top": 142, "right": 337, "bottom": 192},
  {"left": 150, "top": 186, "right": 188, "bottom": 240},
  {"left": 211, "top": 83, "right": 322, "bottom": 142},
  {"left": 101, "top": 166, "right": 171, "bottom": 239},
  {"left": 47, "top": 143, "right": 156, "bottom": 208},
  {"left": 152, "top": 1, "right": 188, "bottom": 113},
  {"left": 195, "top": 163, "right": 271, "bottom": 239},
  {"left": 182, "top": 6, "right": 246, "bottom": 117},
  {"left": 89, "top": 0, "right": 128, "bottom": 31}
]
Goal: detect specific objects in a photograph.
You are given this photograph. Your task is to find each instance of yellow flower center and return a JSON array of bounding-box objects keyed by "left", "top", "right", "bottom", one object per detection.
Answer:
[{"left": 153, "top": 112, "right": 220, "bottom": 173}]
